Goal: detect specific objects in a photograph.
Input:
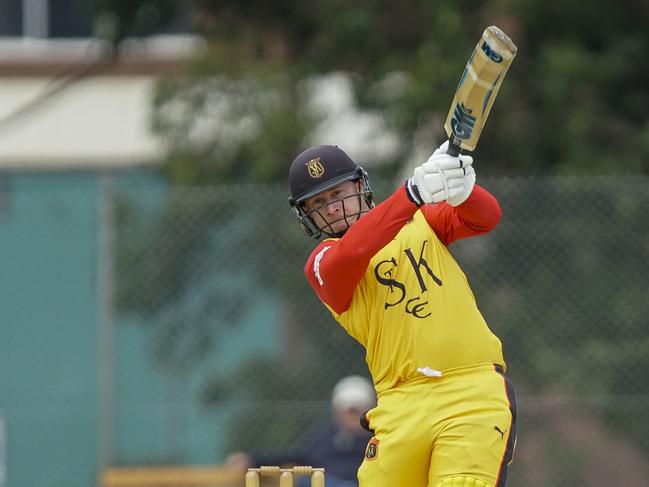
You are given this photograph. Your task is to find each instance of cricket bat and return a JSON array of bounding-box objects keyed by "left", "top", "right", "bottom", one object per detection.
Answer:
[{"left": 444, "top": 26, "right": 518, "bottom": 156}]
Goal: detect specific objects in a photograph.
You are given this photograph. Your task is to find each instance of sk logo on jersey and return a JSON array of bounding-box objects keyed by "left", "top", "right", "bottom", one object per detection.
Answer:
[
  {"left": 374, "top": 240, "right": 442, "bottom": 318},
  {"left": 305, "top": 157, "right": 325, "bottom": 178},
  {"left": 365, "top": 437, "right": 379, "bottom": 460}
]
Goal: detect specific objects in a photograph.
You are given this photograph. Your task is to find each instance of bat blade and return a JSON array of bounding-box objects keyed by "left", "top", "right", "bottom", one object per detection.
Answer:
[{"left": 444, "top": 25, "right": 517, "bottom": 156}]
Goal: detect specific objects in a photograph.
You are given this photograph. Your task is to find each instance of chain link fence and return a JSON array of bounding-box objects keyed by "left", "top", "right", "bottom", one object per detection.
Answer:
[
  {"left": 114, "top": 175, "right": 649, "bottom": 486},
  {"left": 1, "top": 174, "right": 647, "bottom": 487}
]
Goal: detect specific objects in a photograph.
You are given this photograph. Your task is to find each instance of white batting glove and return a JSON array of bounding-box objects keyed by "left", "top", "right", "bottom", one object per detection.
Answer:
[
  {"left": 405, "top": 141, "right": 476, "bottom": 206},
  {"left": 446, "top": 163, "right": 476, "bottom": 206}
]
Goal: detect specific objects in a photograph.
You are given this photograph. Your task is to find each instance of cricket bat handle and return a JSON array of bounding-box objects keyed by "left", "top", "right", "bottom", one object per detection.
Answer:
[{"left": 446, "top": 137, "right": 461, "bottom": 157}]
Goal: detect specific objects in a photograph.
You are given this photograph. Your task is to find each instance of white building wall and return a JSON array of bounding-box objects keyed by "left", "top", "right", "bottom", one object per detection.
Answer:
[
  {"left": 0, "top": 75, "right": 163, "bottom": 168},
  {"left": 0, "top": 36, "right": 202, "bottom": 170}
]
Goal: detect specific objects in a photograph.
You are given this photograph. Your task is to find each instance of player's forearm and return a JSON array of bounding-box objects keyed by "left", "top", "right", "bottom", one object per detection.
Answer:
[
  {"left": 421, "top": 184, "right": 502, "bottom": 245},
  {"left": 306, "top": 186, "right": 418, "bottom": 313},
  {"left": 454, "top": 184, "right": 502, "bottom": 232}
]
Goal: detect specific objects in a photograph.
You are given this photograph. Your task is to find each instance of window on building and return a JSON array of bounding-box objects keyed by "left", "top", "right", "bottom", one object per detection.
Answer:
[
  {"left": 0, "top": 0, "right": 192, "bottom": 39},
  {"left": 0, "top": 0, "right": 23, "bottom": 37}
]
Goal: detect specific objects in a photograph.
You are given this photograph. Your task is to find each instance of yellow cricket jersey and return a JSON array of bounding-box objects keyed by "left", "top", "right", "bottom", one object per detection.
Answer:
[{"left": 306, "top": 186, "right": 505, "bottom": 394}]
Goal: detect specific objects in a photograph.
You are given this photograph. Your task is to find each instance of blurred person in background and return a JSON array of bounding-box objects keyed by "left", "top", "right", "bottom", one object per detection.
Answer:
[
  {"left": 226, "top": 375, "right": 375, "bottom": 487},
  {"left": 287, "top": 142, "right": 517, "bottom": 487}
]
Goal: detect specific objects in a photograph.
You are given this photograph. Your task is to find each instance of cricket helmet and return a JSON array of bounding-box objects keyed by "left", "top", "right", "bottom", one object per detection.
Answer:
[{"left": 288, "top": 145, "right": 374, "bottom": 239}]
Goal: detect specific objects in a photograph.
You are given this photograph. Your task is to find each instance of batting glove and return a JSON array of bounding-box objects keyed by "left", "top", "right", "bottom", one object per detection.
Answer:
[
  {"left": 405, "top": 141, "right": 475, "bottom": 206},
  {"left": 445, "top": 163, "right": 475, "bottom": 206}
]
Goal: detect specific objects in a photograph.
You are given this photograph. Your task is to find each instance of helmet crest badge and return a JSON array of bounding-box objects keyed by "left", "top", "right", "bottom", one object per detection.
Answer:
[{"left": 305, "top": 157, "right": 325, "bottom": 178}]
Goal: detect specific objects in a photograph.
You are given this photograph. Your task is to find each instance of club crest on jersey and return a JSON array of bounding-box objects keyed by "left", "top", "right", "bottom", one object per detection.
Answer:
[
  {"left": 305, "top": 157, "right": 325, "bottom": 178},
  {"left": 365, "top": 437, "right": 379, "bottom": 460}
]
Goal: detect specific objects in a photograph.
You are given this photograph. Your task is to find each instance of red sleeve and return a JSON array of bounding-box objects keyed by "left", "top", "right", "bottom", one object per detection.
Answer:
[
  {"left": 420, "top": 184, "right": 502, "bottom": 246},
  {"left": 304, "top": 185, "right": 419, "bottom": 314}
]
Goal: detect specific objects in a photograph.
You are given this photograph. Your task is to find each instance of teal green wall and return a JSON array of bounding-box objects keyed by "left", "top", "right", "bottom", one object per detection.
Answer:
[
  {"left": 0, "top": 171, "right": 281, "bottom": 487},
  {"left": 0, "top": 174, "right": 99, "bottom": 487}
]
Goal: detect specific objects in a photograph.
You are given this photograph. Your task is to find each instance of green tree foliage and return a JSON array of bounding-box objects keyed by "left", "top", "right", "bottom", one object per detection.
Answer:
[{"left": 151, "top": 0, "right": 648, "bottom": 181}]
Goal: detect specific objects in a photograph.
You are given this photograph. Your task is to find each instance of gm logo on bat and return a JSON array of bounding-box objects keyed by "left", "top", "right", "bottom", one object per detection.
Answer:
[
  {"left": 481, "top": 40, "right": 503, "bottom": 63},
  {"left": 450, "top": 102, "right": 476, "bottom": 140}
]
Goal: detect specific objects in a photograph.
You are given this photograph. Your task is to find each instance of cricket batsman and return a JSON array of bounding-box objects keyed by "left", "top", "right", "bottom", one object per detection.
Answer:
[{"left": 288, "top": 143, "right": 517, "bottom": 487}]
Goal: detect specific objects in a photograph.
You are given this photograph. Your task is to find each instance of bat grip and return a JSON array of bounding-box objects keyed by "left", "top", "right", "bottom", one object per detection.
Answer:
[{"left": 447, "top": 136, "right": 461, "bottom": 157}]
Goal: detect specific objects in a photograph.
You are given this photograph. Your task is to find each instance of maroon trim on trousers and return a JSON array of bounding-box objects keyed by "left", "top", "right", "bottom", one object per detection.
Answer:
[{"left": 493, "top": 364, "right": 517, "bottom": 487}]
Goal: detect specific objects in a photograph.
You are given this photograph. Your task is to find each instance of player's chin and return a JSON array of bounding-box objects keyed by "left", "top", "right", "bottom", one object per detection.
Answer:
[
  {"left": 327, "top": 221, "right": 350, "bottom": 234},
  {"left": 330, "top": 216, "right": 360, "bottom": 233}
]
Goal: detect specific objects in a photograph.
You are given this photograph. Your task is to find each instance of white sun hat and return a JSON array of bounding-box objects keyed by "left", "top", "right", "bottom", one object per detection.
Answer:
[{"left": 331, "top": 375, "right": 375, "bottom": 411}]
